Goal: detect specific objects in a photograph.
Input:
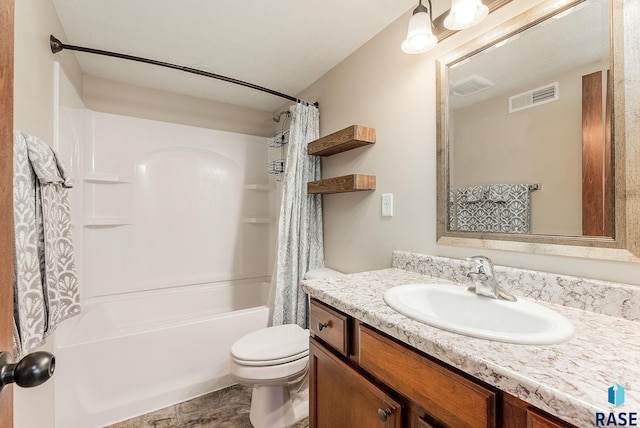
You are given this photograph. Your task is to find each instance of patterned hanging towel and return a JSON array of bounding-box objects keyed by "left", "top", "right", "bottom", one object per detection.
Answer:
[
  {"left": 454, "top": 185, "right": 502, "bottom": 232},
  {"left": 13, "top": 130, "right": 80, "bottom": 357},
  {"left": 452, "top": 184, "right": 532, "bottom": 233},
  {"left": 487, "top": 184, "right": 531, "bottom": 233}
]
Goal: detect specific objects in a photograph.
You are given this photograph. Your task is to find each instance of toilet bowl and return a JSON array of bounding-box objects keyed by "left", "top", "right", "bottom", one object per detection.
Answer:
[{"left": 229, "top": 267, "right": 344, "bottom": 428}]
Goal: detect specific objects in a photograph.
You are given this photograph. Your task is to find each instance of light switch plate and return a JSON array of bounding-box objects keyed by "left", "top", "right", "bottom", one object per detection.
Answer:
[{"left": 382, "top": 193, "right": 393, "bottom": 217}]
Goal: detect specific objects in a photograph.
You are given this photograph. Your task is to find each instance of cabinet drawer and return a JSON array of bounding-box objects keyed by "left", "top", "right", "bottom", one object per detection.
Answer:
[
  {"left": 310, "top": 299, "right": 349, "bottom": 356},
  {"left": 359, "top": 325, "right": 496, "bottom": 428}
]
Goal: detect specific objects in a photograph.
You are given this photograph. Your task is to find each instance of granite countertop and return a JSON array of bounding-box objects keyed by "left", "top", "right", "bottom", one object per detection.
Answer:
[{"left": 301, "top": 267, "right": 640, "bottom": 428}]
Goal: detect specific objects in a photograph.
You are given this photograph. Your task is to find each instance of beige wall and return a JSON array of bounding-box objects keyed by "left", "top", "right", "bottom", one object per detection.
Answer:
[
  {"left": 292, "top": 0, "right": 640, "bottom": 286},
  {"left": 83, "top": 76, "right": 274, "bottom": 137},
  {"left": 451, "top": 62, "right": 608, "bottom": 236},
  {"left": 14, "top": 0, "right": 82, "bottom": 141}
]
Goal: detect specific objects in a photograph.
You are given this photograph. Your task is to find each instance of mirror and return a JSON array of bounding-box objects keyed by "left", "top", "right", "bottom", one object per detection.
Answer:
[
  {"left": 448, "top": 0, "right": 610, "bottom": 237},
  {"left": 436, "top": 0, "right": 640, "bottom": 261}
]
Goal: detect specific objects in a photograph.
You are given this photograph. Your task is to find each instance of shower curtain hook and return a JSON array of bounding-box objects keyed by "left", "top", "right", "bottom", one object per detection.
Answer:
[{"left": 294, "top": 100, "right": 319, "bottom": 109}]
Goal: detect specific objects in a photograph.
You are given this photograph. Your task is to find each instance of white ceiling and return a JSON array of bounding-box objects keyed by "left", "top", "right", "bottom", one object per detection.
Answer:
[{"left": 52, "top": 0, "right": 417, "bottom": 112}]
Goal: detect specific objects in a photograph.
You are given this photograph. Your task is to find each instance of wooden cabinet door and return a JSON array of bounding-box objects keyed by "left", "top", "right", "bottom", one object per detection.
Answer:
[{"left": 309, "top": 337, "right": 403, "bottom": 428}]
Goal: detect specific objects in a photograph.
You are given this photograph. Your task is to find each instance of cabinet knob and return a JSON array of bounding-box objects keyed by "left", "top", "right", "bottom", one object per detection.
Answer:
[
  {"left": 378, "top": 408, "right": 392, "bottom": 421},
  {"left": 317, "top": 322, "right": 328, "bottom": 331}
]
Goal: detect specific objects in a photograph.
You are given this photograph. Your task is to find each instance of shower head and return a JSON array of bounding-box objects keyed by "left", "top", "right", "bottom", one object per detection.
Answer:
[{"left": 273, "top": 110, "right": 291, "bottom": 123}]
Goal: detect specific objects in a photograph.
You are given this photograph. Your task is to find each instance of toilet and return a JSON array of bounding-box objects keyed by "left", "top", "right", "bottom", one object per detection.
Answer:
[{"left": 229, "top": 267, "right": 344, "bottom": 428}]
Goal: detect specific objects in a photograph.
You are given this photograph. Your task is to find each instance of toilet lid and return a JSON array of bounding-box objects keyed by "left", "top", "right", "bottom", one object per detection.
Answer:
[{"left": 231, "top": 324, "right": 309, "bottom": 363}]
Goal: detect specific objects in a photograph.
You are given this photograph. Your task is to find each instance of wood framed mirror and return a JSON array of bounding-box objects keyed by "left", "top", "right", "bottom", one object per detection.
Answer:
[{"left": 436, "top": 0, "right": 640, "bottom": 261}]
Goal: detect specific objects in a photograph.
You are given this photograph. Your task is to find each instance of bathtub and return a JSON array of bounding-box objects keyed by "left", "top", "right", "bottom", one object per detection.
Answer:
[{"left": 54, "top": 278, "right": 271, "bottom": 428}]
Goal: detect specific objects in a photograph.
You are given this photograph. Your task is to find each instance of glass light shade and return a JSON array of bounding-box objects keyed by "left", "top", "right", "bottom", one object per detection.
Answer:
[
  {"left": 444, "top": 0, "right": 489, "bottom": 30},
  {"left": 401, "top": 11, "right": 438, "bottom": 54}
]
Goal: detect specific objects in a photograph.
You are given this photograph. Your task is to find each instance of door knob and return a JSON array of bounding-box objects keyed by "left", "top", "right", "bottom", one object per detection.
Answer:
[{"left": 0, "top": 351, "right": 55, "bottom": 390}]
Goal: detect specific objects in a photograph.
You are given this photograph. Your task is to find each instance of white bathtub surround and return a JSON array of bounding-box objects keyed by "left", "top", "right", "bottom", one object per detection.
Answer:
[
  {"left": 301, "top": 252, "right": 640, "bottom": 427},
  {"left": 54, "top": 279, "right": 270, "bottom": 428},
  {"left": 53, "top": 75, "right": 278, "bottom": 428},
  {"left": 13, "top": 130, "right": 80, "bottom": 357},
  {"left": 80, "top": 111, "right": 273, "bottom": 298},
  {"left": 273, "top": 103, "right": 323, "bottom": 328}
]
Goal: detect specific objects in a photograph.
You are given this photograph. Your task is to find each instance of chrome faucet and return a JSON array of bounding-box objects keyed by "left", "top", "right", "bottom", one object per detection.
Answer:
[{"left": 466, "top": 256, "right": 517, "bottom": 302}]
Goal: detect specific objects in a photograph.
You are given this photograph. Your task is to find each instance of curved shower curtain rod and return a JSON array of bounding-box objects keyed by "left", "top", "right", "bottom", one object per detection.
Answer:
[{"left": 50, "top": 35, "right": 318, "bottom": 110}]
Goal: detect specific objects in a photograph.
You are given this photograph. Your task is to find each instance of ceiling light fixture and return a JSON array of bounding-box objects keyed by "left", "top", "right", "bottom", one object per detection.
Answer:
[
  {"left": 444, "top": 0, "right": 489, "bottom": 30},
  {"left": 401, "top": 0, "right": 438, "bottom": 54}
]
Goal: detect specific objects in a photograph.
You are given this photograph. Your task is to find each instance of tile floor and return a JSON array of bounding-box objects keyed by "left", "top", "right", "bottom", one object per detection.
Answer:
[{"left": 106, "top": 384, "right": 309, "bottom": 428}]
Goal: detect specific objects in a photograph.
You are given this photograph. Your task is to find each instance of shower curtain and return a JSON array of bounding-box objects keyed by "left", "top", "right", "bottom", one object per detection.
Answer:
[{"left": 272, "top": 103, "right": 323, "bottom": 328}]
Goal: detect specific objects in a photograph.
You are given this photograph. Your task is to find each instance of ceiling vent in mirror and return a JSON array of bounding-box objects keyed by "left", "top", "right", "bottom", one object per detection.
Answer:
[
  {"left": 451, "top": 75, "right": 495, "bottom": 97},
  {"left": 509, "top": 82, "right": 559, "bottom": 113}
]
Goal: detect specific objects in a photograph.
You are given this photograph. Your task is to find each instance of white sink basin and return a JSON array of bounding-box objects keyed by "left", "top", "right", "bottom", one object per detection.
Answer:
[{"left": 383, "top": 283, "right": 574, "bottom": 345}]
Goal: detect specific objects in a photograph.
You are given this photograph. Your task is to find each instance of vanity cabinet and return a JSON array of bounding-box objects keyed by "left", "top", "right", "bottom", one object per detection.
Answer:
[{"left": 309, "top": 299, "right": 577, "bottom": 428}]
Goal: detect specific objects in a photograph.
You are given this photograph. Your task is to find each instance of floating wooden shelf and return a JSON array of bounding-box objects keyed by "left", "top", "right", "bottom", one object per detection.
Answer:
[
  {"left": 308, "top": 174, "right": 376, "bottom": 194},
  {"left": 308, "top": 125, "right": 376, "bottom": 156}
]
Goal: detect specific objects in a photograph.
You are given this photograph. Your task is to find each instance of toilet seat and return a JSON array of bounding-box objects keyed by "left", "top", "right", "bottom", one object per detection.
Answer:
[
  {"left": 231, "top": 349, "right": 308, "bottom": 366},
  {"left": 231, "top": 324, "right": 309, "bottom": 367},
  {"left": 230, "top": 354, "right": 309, "bottom": 384}
]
